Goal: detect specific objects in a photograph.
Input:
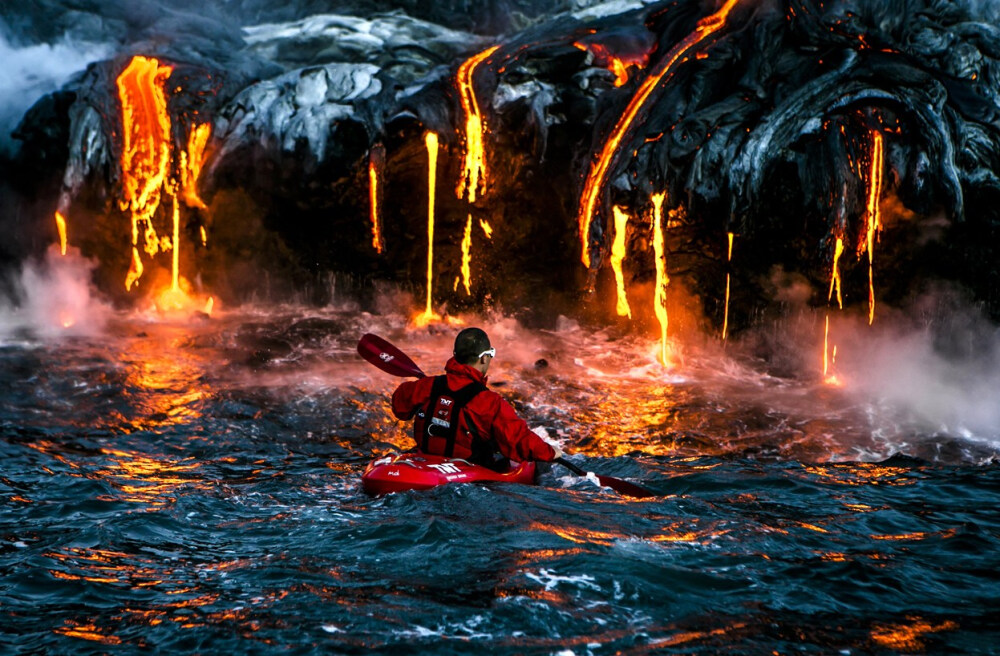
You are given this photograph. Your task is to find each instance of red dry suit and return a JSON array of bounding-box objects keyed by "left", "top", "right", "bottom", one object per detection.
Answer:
[{"left": 391, "top": 357, "right": 557, "bottom": 467}]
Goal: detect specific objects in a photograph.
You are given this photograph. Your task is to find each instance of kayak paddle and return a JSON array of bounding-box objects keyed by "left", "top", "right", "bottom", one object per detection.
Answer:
[
  {"left": 356, "top": 332, "right": 656, "bottom": 499},
  {"left": 358, "top": 333, "right": 427, "bottom": 378},
  {"left": 554, "top": 457, "right": 655, "bottom": 498}
]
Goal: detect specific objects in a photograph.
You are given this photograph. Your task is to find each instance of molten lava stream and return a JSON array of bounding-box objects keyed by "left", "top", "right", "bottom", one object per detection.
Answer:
[
  {"left": 863, "top": 130, "right": 884, "bottom": 325},
  {"left": 456, "top": 45, "right": 500, "bottom": 203},
  {"left": 610, "top": 206, "right": 632, "bottom": 319},
  {"left": 417, "top": 132, "right": 442, "bottom": 325},
  {"left": 459, "top": 214, "right": 473, "bottom": 295},
  {"left": 828, "top": 236, "right": 844, "bottom": 310},
  {"left": 117, "top": 55, "right": 173, "bottom": 290},
  {"left": 722, "top": 231, "right": 734, "bottom": 340},
  {"left": 368, "top": 145, "right": 385, "bottom": 254},
  {"left": 651, "top": 192, "right": 671, "bottom": 366},
  {"left": 54, "top": 211, "right": 68, "bottom": 256},
  {"left": 576, "top": 0, "right": 743, "bottom": 267}
]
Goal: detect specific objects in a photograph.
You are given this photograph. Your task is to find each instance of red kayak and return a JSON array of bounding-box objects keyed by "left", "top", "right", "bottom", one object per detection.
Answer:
[{"left": 362, "top": 452, "right": 537, "bottom": 495}]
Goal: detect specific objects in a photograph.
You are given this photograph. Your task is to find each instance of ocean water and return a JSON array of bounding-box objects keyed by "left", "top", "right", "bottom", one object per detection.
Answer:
[{"left": 1, "top": 302, "right": 999, "bottom": 654}]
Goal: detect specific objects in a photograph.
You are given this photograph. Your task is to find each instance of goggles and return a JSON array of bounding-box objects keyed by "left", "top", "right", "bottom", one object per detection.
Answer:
[{"left": 477, "top": 347, "right": 496, "bottom": 359}]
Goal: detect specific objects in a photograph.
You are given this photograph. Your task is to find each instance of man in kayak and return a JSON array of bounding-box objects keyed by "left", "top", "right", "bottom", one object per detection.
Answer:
[{"left": 391, "top": 327, "right": 564, "bottom": 470}]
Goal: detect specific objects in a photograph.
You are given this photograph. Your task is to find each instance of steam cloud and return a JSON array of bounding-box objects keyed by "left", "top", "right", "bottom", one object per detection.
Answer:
[
  {"left": 0, "top": 25, "right": 110, "bottom": 155},
  {"left": 0, "top": 246, "right": 111, "bottom": 340}
]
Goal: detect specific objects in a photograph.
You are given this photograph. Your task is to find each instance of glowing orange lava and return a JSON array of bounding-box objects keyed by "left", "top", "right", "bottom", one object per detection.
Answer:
[
  {"left": 368, "top": 145, "right": 385, "bottom": 253},
  {"left": 822, "top": 313, "right": 841, "bottom": 385},
  {"left": 828, "top": 235, "right": 844, "bottom": 309},
  {"left": 863, "top": 130, "right": 883, "bottom": 325},
  {"left": 479, "top": 218, "right": 493, "bottom": 238},
  {"left": 456, "top": 45, "right": 500, "bottom": 203},
  {"left": 460, "top": 214, "right": 473, "bottom": 295},
  {"left": 126, "top": 247, "right": 144, "bottom": 291},
  {"left": 419, "top": 132, "right": 442, "bottom": 324},
  {"left": 610, "top": 206, "right": 632, "bottom": 318},
  {"left": 651, "top": 191, "right": 670, "bottom": 366},
  {"left": 576, "top": 0, "right": 743, "bottom": 267},
  {"left": 572, "top": 41, "right": 648, "bottom": 87},
  {"left": 117, "top": 55, "right": 173, "bottom": 289},
  {"left": 181, "top": 123, "right": 211, "bottom": 211},
  {"left": 722, "top": 231, "right": 734, "bottom": 340},
  {"left": 54, "top": 211, "right": 68, "bottom": 255}
]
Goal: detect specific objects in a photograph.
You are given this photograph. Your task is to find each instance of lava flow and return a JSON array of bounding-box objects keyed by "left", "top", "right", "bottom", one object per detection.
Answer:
[
  {"left": 610, "top": 206, "right": 632, "bottom": 319},
  {"left": 722, "top": 232, "right": 734, "bottom": 340},
  {"left": 651, "top": 191, "right": 671, "bottom": 366},
  {"left": 572, "top": 41, "right": 648, "bottom": 88},
  {"left": 456, "top": 45, "right": 499, "bottom": 204},
  {"left": 576, "top": 0, "right": 743, "bottom": 268},
  {"left": 862, "top": 130, "right": 884, "bottom": 325},
  {"left": 117, "top": 55, "right": 173, "bottom": 290},
  {"left": 54, "top": 211, "right": 68, "bottom": 256},
  {"left": 368, "top": 144, "right": 385, "bottom": 254},
  {"left": 417, "top": 131, "right": 442, "bottom": 325}
]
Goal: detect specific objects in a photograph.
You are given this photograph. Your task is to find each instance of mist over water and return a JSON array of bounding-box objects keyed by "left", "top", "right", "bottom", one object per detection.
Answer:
[
  {"left": 0, "top": 26, "right": 110, "bottom": 154},
  {"left": 0, "top": 246, "right": 111, "bottom": 340},
  {"left": 0, "top": 291, "right": 998, "bottom": 653}
]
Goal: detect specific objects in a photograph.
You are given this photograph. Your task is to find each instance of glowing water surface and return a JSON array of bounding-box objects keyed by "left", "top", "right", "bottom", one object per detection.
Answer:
[{"left": 1, "top": 304, "right": 998, "bottom": 653}]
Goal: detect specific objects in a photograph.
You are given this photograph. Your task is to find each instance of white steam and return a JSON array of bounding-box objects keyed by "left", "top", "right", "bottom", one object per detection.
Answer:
[
  {"left": 824, "top": 300, "right": 1000, "bottom": 443},
  {"left": 0, "top": 246, "right": 111, "bottom": 341},
  {"left": 0, "top": 27, "right": 111, "bottom": 154}
]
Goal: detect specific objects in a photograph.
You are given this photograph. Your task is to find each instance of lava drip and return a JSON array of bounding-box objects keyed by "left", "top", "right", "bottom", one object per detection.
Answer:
[
  {"left": 651, "top": 192, "right": 671, "bottom": 366},
  {"left": 368, "top": 144, "right": 385, "bottom": 254},
  {"left": 828, "top": 236, "right": 844, "bottom": 310},
  {"left": 418, "top": 132, "right": 441, "bottom": 325},
  {"left": 117, "top": 56, "right": 174, "bottom": 290},
  {"left": 54, "top": 212, "right": 68, "bottom": 256},
  {"left": 862, "top": 130, "right": 884, "bottom": 325},
  {"left": 458, "top": 215, "right": 473, "bottom": 295},
  {"left": 456, "top": 45, "right": 499, "bottom": 204},
  {"left": 722, "top": 232, "right": 734, "bottom": 340},
  {"left": 576, "top": 0, "right": 744, "bottom": 268},
  {"left": 610, "top": 206, "right": 632, "bottom": 319}
]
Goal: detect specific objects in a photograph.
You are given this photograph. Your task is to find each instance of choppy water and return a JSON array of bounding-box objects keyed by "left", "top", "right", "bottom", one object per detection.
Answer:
[{"left": 2, "top": 302, "right": 999, "bottom": 654}]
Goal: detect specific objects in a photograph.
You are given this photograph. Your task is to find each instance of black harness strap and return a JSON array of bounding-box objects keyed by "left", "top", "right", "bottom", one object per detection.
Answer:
[{"left": 416, "top": 375, "right": 486, "bottom": 457}]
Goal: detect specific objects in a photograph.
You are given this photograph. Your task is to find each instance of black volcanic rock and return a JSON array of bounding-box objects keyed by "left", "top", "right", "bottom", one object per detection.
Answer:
[{"left": 2, "top": 0, "right": 1000, "bottom": 327}]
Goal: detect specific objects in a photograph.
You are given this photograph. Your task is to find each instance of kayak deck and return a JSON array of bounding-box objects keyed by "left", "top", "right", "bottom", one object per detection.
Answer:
[{"left": 362, "top": 452, "right": 537, "bottom": 495}]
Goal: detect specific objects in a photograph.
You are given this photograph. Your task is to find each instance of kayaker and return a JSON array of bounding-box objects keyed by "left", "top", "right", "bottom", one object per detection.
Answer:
[{"left": 391, "top": 327, "right": 564, "bottom": 470}]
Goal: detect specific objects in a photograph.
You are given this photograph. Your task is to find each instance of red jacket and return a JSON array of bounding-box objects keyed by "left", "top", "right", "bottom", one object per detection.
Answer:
[{"left": 391, "top": 357, "right": 557, "bottom": 462}]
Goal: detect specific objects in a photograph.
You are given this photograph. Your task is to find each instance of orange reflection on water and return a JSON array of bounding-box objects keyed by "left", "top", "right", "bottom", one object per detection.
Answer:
[
  {"left": 871, "top": 528, "right": 957, "bottom": 542},
  {"left": 45, "top": 547, "right": 173, "bottom": 588},
  {"left": 54, "top": 621, "right": 122, "bottom": 645},
  {"left": 529, "top": 522, "right": 624, "bottom": 547},
  {"left": 653, "top": 623, "right": 747, "bottom": 649},
  {"left": 648, "top": 520, "right": 727, "bottom": 544},
  {"left": 870, "top": 617, "right": 958, "bottom": 651},
  {"left": 95, "top": 447, "right": 204, "bottom": 506},
  {"left": 804, "top": 463, "right": 917, "bottom": 487}
]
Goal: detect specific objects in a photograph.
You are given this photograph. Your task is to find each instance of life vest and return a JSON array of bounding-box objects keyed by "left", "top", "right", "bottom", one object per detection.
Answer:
[{"left": 413, "top": 375, "right": 488, "bottom": 461}]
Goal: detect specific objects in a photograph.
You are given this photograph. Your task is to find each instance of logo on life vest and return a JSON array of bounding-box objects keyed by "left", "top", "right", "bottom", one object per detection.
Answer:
[
  {"left": 440, "top": 398, "right": 453, "bottom": 406},
  {"left": 379, "top": 352, "right": 394, "bottom": 362},
  {"left": 429, "top": 462, "right": 462, "bottom": 474}
]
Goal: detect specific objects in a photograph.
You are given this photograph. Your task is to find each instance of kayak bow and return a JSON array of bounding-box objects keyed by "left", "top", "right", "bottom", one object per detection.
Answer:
[{"left": 362, "top": 452, "right": 536, "bottom": 495}]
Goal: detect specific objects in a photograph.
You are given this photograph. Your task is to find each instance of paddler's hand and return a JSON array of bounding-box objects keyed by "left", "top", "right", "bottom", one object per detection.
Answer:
[{"left": 532, "top": 426, "right": 564, "bottom": 460}]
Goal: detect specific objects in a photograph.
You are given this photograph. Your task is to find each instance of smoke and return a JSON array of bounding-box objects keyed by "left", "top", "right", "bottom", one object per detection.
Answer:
[
  {"left": 0, "top": 246, "right": 112, "bottom": 340},
  {"left": 808, "top": 290, "right": 1000, "bottom": 447},
  {"left": 0, "top": 24, "right": 111, "bottom": 156}
]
